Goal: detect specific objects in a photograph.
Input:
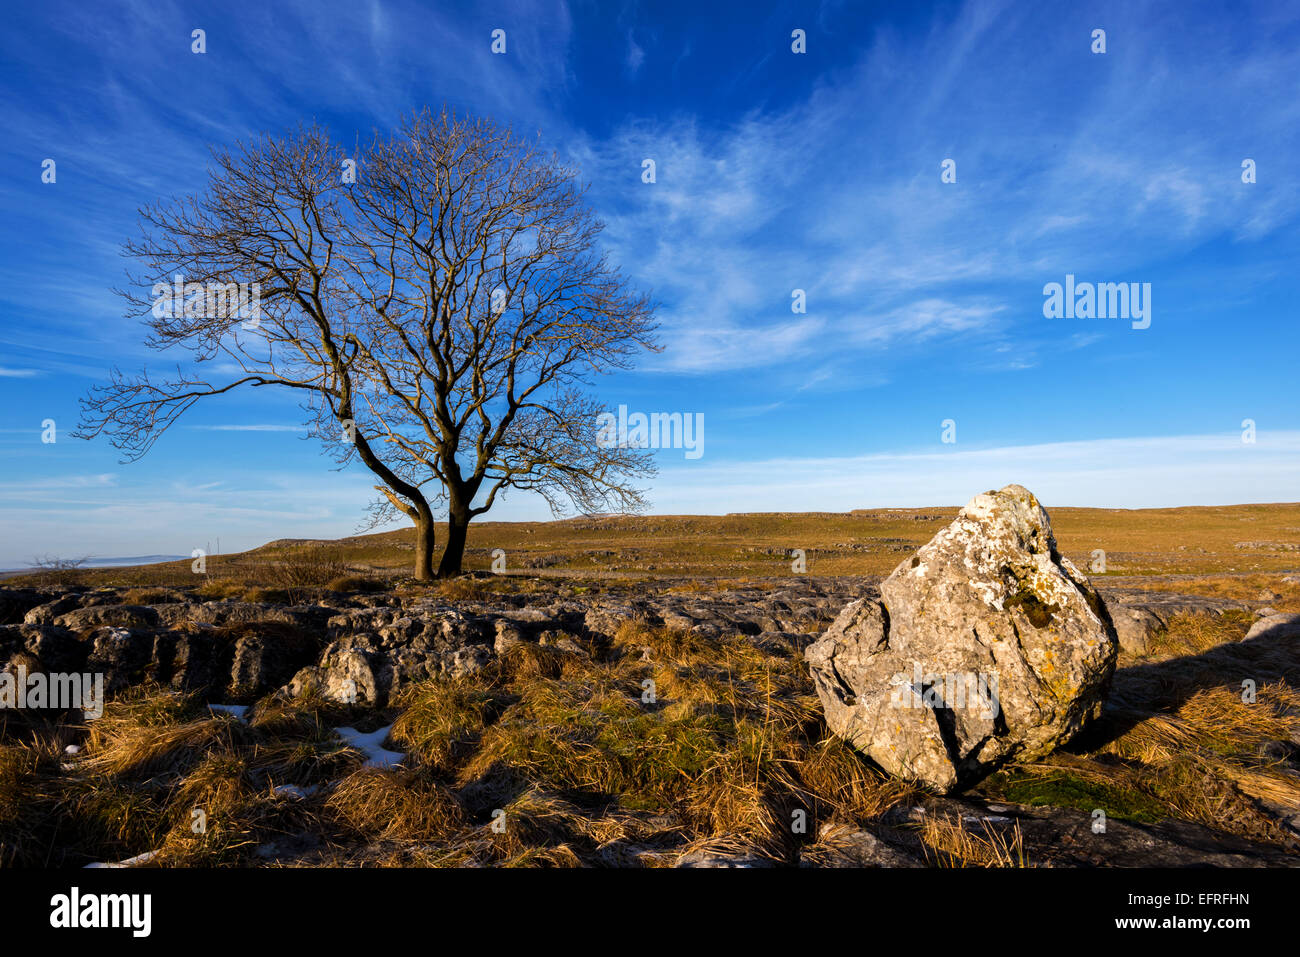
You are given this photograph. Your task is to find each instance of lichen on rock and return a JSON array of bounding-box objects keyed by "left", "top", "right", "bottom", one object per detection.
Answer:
[{"left": 805, "top": 484, "right": 1119, "bottom": 792}]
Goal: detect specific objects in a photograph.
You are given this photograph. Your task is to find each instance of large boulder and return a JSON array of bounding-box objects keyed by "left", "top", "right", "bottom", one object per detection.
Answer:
[{"left": 805, "top": 484, "right": 1118, "bottom": 792}]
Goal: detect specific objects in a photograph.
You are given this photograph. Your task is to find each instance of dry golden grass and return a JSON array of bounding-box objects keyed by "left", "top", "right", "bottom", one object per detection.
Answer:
[
  {"left": 192, "top": 578, "right": 247, "bottom": 600},
  {"left": 84, "top": 696, "right": 252, "bottom": 780},
  {"left": 388, "top": 679, "right": 508, "bottom": 774},
  {"left": 445, "top": 621, "right": 910, "bottom": 863},
  {"left": 4, "top": 569, "right": 1298, "bottom": 866},
  {"left": 325, "top": 767, "right": 464, "bottom": 842},
  {"left": 1141, "top": 609, "right": 1253, "bottom": 660},
  {"left": 4, "top": 619, "right": 893, "bottom": 866},
  {"left": 1097, "top": 682, "right": 1300, "bottom": 843},
  {"left": 917, "top": 814, "right": 1026, "bottom": 867},
  {"left": 325, "top": 575, "right": 388, "bottom": 594},
  {"left": 793, "top": 736, "right": 918, "bottom": 824},
  {"left": 154, "top": 753, "right": 288, "bottom": 865},
  {"left": 980, "top": 609, "right": 1300, "bottom": 847},
  {"left": 120, "top": 586, "right": 184, "bottom": 605},
  {"left": 1139, "top": 573, "right": 1300, "bottom": 614},
  {"left": 0, "top": 743, "right": 54, "bottom": 865},
  {"left": 428, "top": 576, "right": 507, "bottom": 601}
]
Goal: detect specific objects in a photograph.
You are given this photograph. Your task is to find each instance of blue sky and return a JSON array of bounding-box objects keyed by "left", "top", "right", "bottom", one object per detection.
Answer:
[{"left": 1, "top": 0, "right": 1298, "bottom": 567}]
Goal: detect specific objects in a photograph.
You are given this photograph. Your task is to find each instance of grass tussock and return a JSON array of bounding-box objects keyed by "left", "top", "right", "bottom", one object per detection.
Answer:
[
  {"left": 389, "top": 679, "right": 510, "bottom": 774},
  {"left": 325, "top": 575, "right": 388, "bottom": 594},
  {"left": 192, "top": 579, "right": 247, "bottom": 601},
  {"left": 0, "top": 743, "right": 60, "bottom": 865},
  {"left": 0, "top": 687, "right": 362, "bottom": 866},
  {"left": 121, "top": 587, "right": 184, "bottom": 605},
  {"left": 84, "top": 688, "right": 251, "bottom": 780},
  {"left": 440, "top": 620, "right": 908, "bottom": 863},
  {"left": 325, "top": 767, "right": 464, "bottom": 842},
  {"left": 1143, "top": 610, "right": 1254, "bottom": 660},
  {"left": 916, "top": 814, "right": 1026, "bottom": 868}
]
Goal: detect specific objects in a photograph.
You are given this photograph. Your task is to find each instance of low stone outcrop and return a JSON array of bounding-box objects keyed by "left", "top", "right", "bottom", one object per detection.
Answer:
[
  {"left": 1245, "top": 613, "right": 1300, "bottom": 643},
  {"left": 1100, "top": 589, "right": 1253, "bottom": 655}
]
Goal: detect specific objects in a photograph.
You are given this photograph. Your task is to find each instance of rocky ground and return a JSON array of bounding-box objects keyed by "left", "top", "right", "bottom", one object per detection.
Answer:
[
  {"left": 1, "top": 575, "right": 862, "bottom": 706},
  {"left": 3, "top": 560, "right": 1299, "bottom": 867},
  {"left": 2, "top": 574, "right": 1278, "bottom": 708}
]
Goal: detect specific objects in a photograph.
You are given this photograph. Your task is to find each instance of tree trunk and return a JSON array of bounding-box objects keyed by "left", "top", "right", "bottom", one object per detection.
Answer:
[
  {"left": 437, "top": 508, "right": 471, "bottom": 578},
  {"left": 414, "top": 509, "right": 436, "bottom": 581}
]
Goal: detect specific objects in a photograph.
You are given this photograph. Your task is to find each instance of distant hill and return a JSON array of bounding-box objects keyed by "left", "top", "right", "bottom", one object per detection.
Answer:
[{"left": 5, "top": 502, "right": 1300, "bottom": 588}]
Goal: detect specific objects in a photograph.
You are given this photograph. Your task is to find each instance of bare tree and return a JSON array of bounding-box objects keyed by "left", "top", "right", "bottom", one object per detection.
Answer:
[{"left": 77, "top": 108, "right": 659, "bottom": 579}]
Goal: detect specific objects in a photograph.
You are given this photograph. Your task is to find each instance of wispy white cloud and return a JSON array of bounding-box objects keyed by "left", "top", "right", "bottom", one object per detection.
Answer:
[
  {"left": 652, "top": 431, "right": 1300, "bottom": 513},
  {"left": 567, "top": 4, "right": 1300, "bottom": 378},
  {"left": 0, "top": 472, "right": 117, "bottom": 490},
  {"left": 839, "top": 300, "right": 1005, "bottom": 347},
  {"left": 625, "top": 30, "right": 645, "bottom": 75}
]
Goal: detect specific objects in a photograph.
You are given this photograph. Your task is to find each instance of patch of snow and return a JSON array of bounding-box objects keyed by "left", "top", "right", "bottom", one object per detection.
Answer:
[
  {"left": 334, "top": 724, "right": 405, "bottom": 769},
  {"left": 85, "top": 849, "right": 161, "bottom": 869},
  {"left": 207, "top": 704, "right": 249, "bottom": 721}
]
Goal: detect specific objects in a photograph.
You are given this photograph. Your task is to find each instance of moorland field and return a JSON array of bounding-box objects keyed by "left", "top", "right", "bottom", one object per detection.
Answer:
[{"left": 2, "top": 501, "right": 1298, "bottom": 868}]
